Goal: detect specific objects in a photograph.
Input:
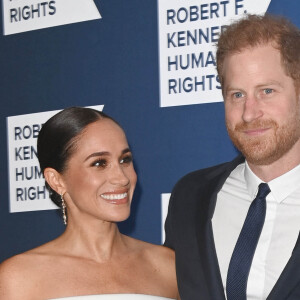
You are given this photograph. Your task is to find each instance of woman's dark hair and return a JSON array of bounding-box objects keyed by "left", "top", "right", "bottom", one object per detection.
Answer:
[{"left": 37, "top": 106, "right": 118, "bottom": 207}]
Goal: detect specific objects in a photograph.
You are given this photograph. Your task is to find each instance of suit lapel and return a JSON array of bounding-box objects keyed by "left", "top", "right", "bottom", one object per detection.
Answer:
[
  {"left": 267, "top": 231, "right": 300, "bottom": 299},
  {"left": 197, "top": 179, "right": 226, "bottom": 299},
  {"left": 196, "top": 155, "right": 244, "bottom": 299}
]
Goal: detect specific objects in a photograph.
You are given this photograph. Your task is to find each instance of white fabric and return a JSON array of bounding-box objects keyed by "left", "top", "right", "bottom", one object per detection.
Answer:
[
  {"left": 50, "top": 294, "right": 175, "bottom": 300},
  {"left": 212, "top": 161, "right": 300, "bottom": 300}
]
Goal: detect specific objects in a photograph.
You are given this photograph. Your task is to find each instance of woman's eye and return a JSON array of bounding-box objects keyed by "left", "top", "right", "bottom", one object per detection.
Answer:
[
  {"left": 120, "top": 155, "right": 133, "bottom": 164},
  {"left": 92, "top": 159, "right": 107, "bottom": 168},
  {"left": 263, "top": 88, "right": 273, "bottom": 95}
]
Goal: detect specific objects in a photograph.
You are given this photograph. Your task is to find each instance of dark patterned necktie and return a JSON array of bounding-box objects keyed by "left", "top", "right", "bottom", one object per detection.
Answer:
[{"left": 226, "top": 183, "right": 271, "bottom": 300}]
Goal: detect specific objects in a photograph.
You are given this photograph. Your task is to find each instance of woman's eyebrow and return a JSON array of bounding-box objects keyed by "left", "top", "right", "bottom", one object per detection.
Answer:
[
  {"left": 84, "top": 151, "right": 110, "bottom": 161},
  {"left": 84, "top": 148, "right": 131, "bottom": 161}
]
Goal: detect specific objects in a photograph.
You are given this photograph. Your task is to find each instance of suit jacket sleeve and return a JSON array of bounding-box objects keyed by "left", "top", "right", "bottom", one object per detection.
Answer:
[{"left": 164, "top": 191, "right": 175, "bottom": 249}]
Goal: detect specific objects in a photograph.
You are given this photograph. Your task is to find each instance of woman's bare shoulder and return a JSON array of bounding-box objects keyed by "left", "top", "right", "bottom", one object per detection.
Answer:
[
  {"left": 0, "top": 250, "right": 39, "bottom": 276},
  {"left": 126, "top": 236, "right": 175, "bottom": 263},
  {"left": 123, "top": 236, "right": 178, "bottom": 298},
  {"left": 126, "top": 237, "right": 177, "bottom": 277},
  {"left": 0, "top": 242, "right": 59, "bottom": 299},
  {"left": 0, "top": 252, "right": 36, "bottom": 299},
  {"left": 144, "top": 242, "right": 175, "bottom": 270},
  {"left": 1, "top": 241, "right": 57, "bottom": 267}
]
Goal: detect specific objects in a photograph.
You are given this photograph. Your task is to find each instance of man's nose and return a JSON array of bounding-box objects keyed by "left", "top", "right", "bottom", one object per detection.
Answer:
[{"left": 242, "top": 95, "right": 263, "bottom": 123}]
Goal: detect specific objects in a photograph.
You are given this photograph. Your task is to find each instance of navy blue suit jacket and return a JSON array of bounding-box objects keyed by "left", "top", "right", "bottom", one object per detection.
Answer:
[{"left": 165, "top": 155, "right": 300, "bottom": 299}]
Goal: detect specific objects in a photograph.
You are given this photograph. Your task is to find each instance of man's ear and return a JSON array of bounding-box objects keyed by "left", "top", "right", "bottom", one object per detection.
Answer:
[{"left": 44, "top": 168, "right": 66, "bottom": 195}]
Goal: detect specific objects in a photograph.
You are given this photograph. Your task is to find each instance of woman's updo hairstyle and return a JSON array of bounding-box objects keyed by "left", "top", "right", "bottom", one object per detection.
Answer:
[{"left": 37, "top": 106, "right": 116, "bottom": 207}]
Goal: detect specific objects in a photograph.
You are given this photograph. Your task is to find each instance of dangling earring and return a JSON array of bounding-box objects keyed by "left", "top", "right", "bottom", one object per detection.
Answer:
[{"left": 61, "top": 192, "right": 67, "bottom": 225}]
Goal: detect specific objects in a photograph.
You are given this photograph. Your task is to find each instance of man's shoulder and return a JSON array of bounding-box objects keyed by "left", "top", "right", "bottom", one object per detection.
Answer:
[{"left": 173, "top": 155, "right": 244, "bottom": 191}]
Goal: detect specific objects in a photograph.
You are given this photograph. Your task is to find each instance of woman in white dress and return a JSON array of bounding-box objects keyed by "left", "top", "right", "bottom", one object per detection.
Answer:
[{"left": 0, "top": 107, "right": 179, "bottom": 300}]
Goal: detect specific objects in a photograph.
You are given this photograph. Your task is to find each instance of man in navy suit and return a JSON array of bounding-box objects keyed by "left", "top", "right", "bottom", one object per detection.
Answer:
[{"left": 165, "top": 14, "right": 300, "bottom": 300}]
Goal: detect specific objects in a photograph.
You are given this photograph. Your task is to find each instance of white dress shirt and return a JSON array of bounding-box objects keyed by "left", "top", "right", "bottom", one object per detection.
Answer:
[{"left": 212, "top": 161, "right": 300, "bottom": 299}]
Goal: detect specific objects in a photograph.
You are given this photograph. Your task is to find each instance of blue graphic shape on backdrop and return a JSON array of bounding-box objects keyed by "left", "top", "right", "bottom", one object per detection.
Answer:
[
  {"left": 267, "top": 0, "right": 300, "bottom": 27},
  {"left": 0, "top": 0, "right": 299, "bottom": 263}
]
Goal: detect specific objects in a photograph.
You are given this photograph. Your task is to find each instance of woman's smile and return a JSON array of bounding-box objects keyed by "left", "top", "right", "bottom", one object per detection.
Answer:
[
  {"left": 100, "top": 190, "right": 129, "bottom": 204},
  {"left": 60, "top": 118, "right": 137, "bottom": 223}
]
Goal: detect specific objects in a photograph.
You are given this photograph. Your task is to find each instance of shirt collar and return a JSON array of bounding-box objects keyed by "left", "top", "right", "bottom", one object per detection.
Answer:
[
  {"left": 244, "top": 162, "right": 263, "bottom": 200},
  {"left": 244, "top": 161, "right": 300, "bottom": 203}
]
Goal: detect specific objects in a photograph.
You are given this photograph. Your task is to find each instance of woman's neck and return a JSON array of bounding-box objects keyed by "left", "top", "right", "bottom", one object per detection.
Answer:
[{"left": 55, "top": 216, "right": 127, "bottom": 262}]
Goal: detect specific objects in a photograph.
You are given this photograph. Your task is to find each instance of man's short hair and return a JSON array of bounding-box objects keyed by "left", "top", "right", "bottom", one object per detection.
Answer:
[{"left": 216, "top": 14, "right": 300, "bottom": 91}]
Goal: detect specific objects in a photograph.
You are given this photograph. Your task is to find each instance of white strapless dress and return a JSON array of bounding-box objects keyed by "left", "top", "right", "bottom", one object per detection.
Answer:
[{"left": 50, "top": 295, "right": 175, "bottom": 299}]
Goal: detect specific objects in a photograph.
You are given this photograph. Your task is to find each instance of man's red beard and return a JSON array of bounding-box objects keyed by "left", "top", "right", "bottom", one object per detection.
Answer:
[{"left": 226, "top": 117, "right": 300, "bottom": 166}]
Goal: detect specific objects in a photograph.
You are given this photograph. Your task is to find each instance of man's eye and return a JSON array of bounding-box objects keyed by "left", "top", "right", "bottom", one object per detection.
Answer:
[
  {"left": 263, "top": 88, "right": 273, "bottom": 94},
  {"left": 120, "top": 155, "right": 133, "bottom": 164},
  {"left": 233, "top": 92, "right": 244, "bottom": 98}
]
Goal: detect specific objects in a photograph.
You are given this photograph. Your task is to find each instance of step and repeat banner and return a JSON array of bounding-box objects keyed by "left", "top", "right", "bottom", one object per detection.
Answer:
[{"left": 0, "top": 0, "right": 298, "bottom": 261}]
